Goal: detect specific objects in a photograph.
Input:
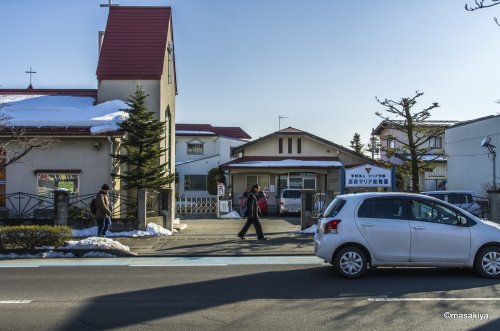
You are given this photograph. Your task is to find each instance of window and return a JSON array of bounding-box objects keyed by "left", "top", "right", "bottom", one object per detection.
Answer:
[
  {"left": 297, "top": 138, "right": 302, "bottom": 154},
  {"left": 246, "top": 175, "right": 270, "bottom": 191},
  {"left": 288, "top": 138, "right": 292, "bottom": 153},
  {"left": 409, "top": 199, "right": 459, "bottom": 225},
  {"left": 278, "top": 138, "right": 283, "bottom": 154},
  {"left": 304, "top": 178, "right": 316, "bottom": 190},
  {"left": 324, "top": 198, "right": 346, "bottom": 218},
  {"left": 184, "top": 175, "right": 207, "bottom": 191},
  {"left": 358, "top": 198, "right": 404, "bottom": 219},
  {"left": 37, "top": 173, "right": 80, "bottom": 197},
  {"left": 448, "top": 193, "right": 473, "bottom": 204},
  {"left": 388, "top": 139, "right": 396, "bottom": 148},
  {"left": 187, "top": 143, "right": 204, "bottom": 155},
  {"left": 429, "top": 137, "right": 442, "bottom": 148}
]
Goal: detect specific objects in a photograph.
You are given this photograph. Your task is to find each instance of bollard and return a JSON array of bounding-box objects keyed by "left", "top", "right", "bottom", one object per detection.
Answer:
[{"left": 137, "top": 189, "right": 147, "bottom": 230}]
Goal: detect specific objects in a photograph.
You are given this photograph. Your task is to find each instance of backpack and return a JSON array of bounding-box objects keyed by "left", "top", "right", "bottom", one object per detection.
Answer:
[{"left": 90, "top": 198, "right": 97, "bottom": 215}]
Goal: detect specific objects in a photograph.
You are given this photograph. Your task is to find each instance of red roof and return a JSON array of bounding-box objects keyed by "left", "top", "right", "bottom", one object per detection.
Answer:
[
  {"left": 176, "top": 124, "right": 251, "bottom": 140},
  {"left": 97, "top": 6, "right": 172, "bottom": 80},
  {"left": 0, "top": 89, "right": 97, "bottom": 98}
]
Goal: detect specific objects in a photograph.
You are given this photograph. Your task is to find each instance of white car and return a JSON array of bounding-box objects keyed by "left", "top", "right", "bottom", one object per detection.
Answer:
[
  {"left": 314, "top": 192, "right": 500, "bottom": 279},
  {"left": 278, "top": 189, "right": 302, "bottom": 215}
]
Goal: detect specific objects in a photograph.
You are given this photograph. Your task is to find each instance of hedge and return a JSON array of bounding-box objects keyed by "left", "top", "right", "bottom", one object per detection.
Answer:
[{"left": 0, "top": 225, "right": 73, "bottom": 250}]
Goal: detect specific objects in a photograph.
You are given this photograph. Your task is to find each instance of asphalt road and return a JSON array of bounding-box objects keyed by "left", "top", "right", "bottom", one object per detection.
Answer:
[{"left": 0, "top": 257, "right": 499, "bottom": 331}]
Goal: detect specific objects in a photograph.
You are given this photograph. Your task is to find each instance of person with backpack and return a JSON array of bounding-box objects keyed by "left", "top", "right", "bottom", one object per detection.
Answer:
[
  {"left": 95, "top": 184, "right": 112, "bottom": 237},
  {"left": 237, "top": 184, "right": 268, "bottom": 240}
]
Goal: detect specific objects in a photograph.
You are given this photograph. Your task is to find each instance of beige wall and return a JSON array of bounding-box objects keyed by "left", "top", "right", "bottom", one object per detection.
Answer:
[{"left": 5, "top": 137, "right": 114, "bottom": 196}]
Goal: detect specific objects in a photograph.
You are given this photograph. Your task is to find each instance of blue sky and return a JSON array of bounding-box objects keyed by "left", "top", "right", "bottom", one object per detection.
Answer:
[{"left": 1, "top": 0, "right": 499, "bottom": 147}]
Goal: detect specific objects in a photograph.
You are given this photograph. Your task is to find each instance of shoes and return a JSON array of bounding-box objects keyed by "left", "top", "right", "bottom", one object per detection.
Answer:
[
  {"left": 258, "top": 237, "right": 269, "bottom": 241},
  {"left": 237, "top": 235, "right": 246, "bottom": 240}
]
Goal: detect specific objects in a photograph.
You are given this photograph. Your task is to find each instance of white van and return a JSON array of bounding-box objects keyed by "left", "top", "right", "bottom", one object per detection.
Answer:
[{"left": 279, "top": 189, "right": 302, "bottom": 215}]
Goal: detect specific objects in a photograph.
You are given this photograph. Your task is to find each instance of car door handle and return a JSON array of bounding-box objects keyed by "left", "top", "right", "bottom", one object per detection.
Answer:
[
  {"left": 412, "top": 226, "right": 425, "bottom": 230},
  {"left": 361, "top": 223, "right": 375, "bottom": 227}
]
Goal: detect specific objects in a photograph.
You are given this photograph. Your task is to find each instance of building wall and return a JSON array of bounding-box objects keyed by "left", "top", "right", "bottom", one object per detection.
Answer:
[
  {"left": 446, "top": 116, "right": 500, "bottom": 196},
  {"left": 5, "top": 137, "right": 113, "bottom": 196},
  {"left": 176, "top": 136, "right": 246, "bottom": 198}
]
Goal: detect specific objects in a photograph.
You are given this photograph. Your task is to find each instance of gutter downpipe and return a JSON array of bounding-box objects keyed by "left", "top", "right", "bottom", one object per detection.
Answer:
[{"left": 108, "top": 136, "right": 114, "bottom": 191}]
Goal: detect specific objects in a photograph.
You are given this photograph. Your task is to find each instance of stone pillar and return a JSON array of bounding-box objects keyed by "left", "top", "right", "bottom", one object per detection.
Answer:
[
  {"left": 137, "top": 189, "right": 147, "bottom": 230},
  {"left": 160, "top": 188, "right": 173, "bottom": 232},
  {"left": 488, "top": 190, "right": 500, "bottom": 224},
  {"left": 54, "top": 189, "right": 69, "bottom": 226}
]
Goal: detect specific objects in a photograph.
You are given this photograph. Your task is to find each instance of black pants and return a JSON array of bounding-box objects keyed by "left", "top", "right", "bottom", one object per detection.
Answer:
[{"left": 238, "top": 216, "right": 264, "bottom": 239}]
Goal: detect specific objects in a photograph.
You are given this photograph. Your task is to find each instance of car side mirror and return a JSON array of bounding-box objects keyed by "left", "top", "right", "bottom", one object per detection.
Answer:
[{"left": 458, "top": 216, "right": 467, "bottom": 226}]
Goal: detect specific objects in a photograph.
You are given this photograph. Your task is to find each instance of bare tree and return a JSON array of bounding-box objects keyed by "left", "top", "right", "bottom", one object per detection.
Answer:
[
  {"left": 0, "top": 103, "right": 54, "bottom": 171},
  {"left": 375, "top": 91, "right": 444, "bottom": 192},
  {"left": 465, "top": 0, "right": 500, "bottom": 26}
]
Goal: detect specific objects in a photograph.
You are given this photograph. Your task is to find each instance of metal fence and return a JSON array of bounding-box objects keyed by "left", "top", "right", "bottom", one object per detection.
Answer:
[
  {"left": 175, "top": 197, "right": 217, "bottom": 218},
  {"left": 0, "top": 192, "right": 54, "bottom": 221}
]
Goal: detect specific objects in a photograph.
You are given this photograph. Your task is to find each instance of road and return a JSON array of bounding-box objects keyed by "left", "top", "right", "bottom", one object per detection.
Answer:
[{"left": 0, "top": 257, "right": 499, "bottom": 331}]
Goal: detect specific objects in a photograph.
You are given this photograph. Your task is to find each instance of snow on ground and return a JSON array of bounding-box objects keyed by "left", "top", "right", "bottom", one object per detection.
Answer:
[
  {"left": 0, "top": 95, "right": 128, "bottom": 134},
  {"left": 63, "top": 237, "right": 130, "bottom": 251},
  {"left": 220, "top": 211, "right": 241, "bottom": 219},
  {"left": 0, "top": 251, "right": 75, "bottom": 259},
  {"left": 72, "top": 222, "right": 173, "bottom": 238},
  {"left": 299, "top": 224, "right": 317, "bottom": 234}
]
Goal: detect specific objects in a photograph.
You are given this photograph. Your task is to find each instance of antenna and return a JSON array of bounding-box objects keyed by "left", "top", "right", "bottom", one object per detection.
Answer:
[
  {"left": 278, "top": 115, "right": 288, "bottom": 131},
  {"left": 100, "top": 0, "right": 119, "bottom": 7}
]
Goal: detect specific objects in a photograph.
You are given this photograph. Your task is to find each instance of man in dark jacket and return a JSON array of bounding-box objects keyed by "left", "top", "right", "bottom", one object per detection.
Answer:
[
  {"left": 237, "top": 184, "right": 268, "bottom": 240},
  {"left": 95, "top": 184, "right": 112, "bottom": 237}
]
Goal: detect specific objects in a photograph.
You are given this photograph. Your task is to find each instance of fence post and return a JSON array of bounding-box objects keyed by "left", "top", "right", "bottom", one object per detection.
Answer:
[
  {"left": 54, "top": 189, "right": 69, "bottom": 226},
  {"left": 488, "top": 189, "right": 500, "bottom": 224},
  {"left": 137, "top": 189, "right": 147, "bottom": 230}
]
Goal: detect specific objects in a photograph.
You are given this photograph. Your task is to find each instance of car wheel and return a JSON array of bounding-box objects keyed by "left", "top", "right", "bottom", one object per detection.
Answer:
[
  {"left": 333, "top": 247, "right": 368, "bottom": 279},
  {"left": 475, "top": 246, "right": 500, "bottom": 279}
]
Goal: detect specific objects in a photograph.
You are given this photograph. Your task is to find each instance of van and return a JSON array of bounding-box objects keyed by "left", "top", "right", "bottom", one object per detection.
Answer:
[
  {"left": 279, "top": 189, "right": 302, "bottom": 215},
  {"left": 421, "top": 190, "right": 481, "bottom": 217}
]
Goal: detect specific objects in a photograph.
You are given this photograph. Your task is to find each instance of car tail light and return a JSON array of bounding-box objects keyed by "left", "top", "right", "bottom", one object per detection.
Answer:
[{"left": 324, "top": 219, "right": 341, "bottom": 234}]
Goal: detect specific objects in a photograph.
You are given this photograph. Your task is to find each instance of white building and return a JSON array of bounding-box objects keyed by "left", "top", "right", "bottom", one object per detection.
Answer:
[
  {"left": 446, "top": 115, "right": 500, "bottom": 197},
  {"left": 175, "top": 124, "right": 251, "bottom": 198}
]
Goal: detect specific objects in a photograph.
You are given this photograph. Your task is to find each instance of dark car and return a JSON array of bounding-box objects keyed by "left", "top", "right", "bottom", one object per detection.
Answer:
[{"left": 239, "top": 191, "right": 268, "bottom": 216}]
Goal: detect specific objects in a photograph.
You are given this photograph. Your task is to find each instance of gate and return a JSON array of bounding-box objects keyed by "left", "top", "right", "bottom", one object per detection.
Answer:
[
  {"left": 0, "top": 192, "right": 55, "bottom": 225},
  {"left": 176, "top": 197, "right": 217, "bottom": 218}
]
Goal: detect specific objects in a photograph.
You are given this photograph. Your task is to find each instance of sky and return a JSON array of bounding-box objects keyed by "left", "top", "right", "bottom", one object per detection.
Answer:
[{"left": 1, "top": 0, "right": 500, "bottom": 147}]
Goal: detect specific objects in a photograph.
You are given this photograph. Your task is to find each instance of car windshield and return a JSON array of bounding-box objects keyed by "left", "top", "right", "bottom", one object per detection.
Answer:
[
  {"left": 282, "top": 190, "right": 301, "bottom": 199},
  {"left": 323, "top": 198, "right": 346, "bottom": 218}
]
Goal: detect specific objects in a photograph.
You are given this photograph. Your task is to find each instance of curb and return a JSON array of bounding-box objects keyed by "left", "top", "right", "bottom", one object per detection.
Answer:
[{"left": 0, "top": 248, "right": 137, "bottom": 258}]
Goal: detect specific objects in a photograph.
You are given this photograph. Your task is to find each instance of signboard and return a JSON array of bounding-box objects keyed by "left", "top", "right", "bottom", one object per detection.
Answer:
[
  {"left": 345, "top": 164, "right": 391, "bottom": 188},
  {"left": 217, "top": 183, "right": 225, "bottom": 196}
]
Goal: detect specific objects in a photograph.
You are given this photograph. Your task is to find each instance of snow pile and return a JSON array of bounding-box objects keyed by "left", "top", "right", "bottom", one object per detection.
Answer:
[
  {"left": 0, "top": 95, "right": 128, "bottom": 134},
  {"left": 299, "top": 224, "right": 317, "bottom": 234},
  {"left": 72, "top": 222, "right": 173, "bottom": 238},
  {"left": 63, "top": 237, "right": 130, "bottom": 252},
  {"left": 82, "top": 252, "right": 117, "bottom": 258},
  {"left": 0, "top": 251, "right": 75, "bottom": 259},
  {"left": 220, "top": 211, "right": 241, "bottom": 219}
]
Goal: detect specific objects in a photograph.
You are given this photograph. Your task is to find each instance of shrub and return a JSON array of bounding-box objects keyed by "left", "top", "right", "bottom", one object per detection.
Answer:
[{"left": 0, "top": 225, "right": 73, "bottom": 250}]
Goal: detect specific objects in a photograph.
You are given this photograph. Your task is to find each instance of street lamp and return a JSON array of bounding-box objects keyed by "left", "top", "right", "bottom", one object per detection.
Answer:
[{"left": 481, "top": 137, "right": 497, "bottom": 190}]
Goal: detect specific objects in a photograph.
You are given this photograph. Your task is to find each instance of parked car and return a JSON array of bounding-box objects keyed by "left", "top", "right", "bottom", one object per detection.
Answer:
[
  {"left": 278, "top": 189, "right": 302, "bottom": 215},
  {"left": 422, "top": 190, "right": 482, "bottom": 217},
  {"left": 314, "top": 192, "right": 500, "bottom": 279},
  {"left": 239, "top": 191, "right": 268, "bottom": 216}
]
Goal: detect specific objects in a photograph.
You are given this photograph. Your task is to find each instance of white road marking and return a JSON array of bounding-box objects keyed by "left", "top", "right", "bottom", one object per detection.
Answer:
[
  {"left": 0, "top": 266, "right": 38, "bottom": 268},
  {"left": 0, "top": 300, "right": 32, "bottom": 304},
  {"left": 369, "top": 298, "right": 500, "bottom": 302},
  {"left": 130, "top": 264, "right": 228, "bottom": 267}
]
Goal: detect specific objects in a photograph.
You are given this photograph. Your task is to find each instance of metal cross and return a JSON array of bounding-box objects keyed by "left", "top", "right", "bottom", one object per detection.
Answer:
[
  {"left": 100, "top": 0, "right": 119, "bottom": 7},
  {"left": 25, "top": 67, "right": 36, "bottom": 86},
  {"left": 279, "top": 116, "right": 288, "bottom": 131}
]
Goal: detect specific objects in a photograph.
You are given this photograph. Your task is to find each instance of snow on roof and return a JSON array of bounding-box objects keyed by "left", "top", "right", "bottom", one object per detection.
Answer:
[
  {"left": 176, "top": 130, "right": 216, "bottom": 135},
  {"left": 227, "top": 159, "right": 343, "bottom": 168},
  {"left": 0, "top": 95, "right": 128, "bottom": 134}
]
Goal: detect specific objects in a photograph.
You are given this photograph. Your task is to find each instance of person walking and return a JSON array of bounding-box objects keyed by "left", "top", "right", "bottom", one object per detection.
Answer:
[
  {"left": 95, "top": 184, "right": 112, "bottom": 237},
  {"left": 237, "top": 184, "right": 268, "bottom": 240}
]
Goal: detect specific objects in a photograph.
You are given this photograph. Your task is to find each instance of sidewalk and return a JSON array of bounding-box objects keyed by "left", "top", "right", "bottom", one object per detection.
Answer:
[{"left": 118, "top": 217, "right": 315, "bottom": 256}]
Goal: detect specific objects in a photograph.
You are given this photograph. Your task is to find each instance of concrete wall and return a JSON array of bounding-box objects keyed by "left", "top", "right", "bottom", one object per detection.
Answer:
[
  {"left": 5, "top": 137, "right": 114, "bottom": 196},
  {"left": 446, "top": 116, "right": 500, "bottom": 196}
]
